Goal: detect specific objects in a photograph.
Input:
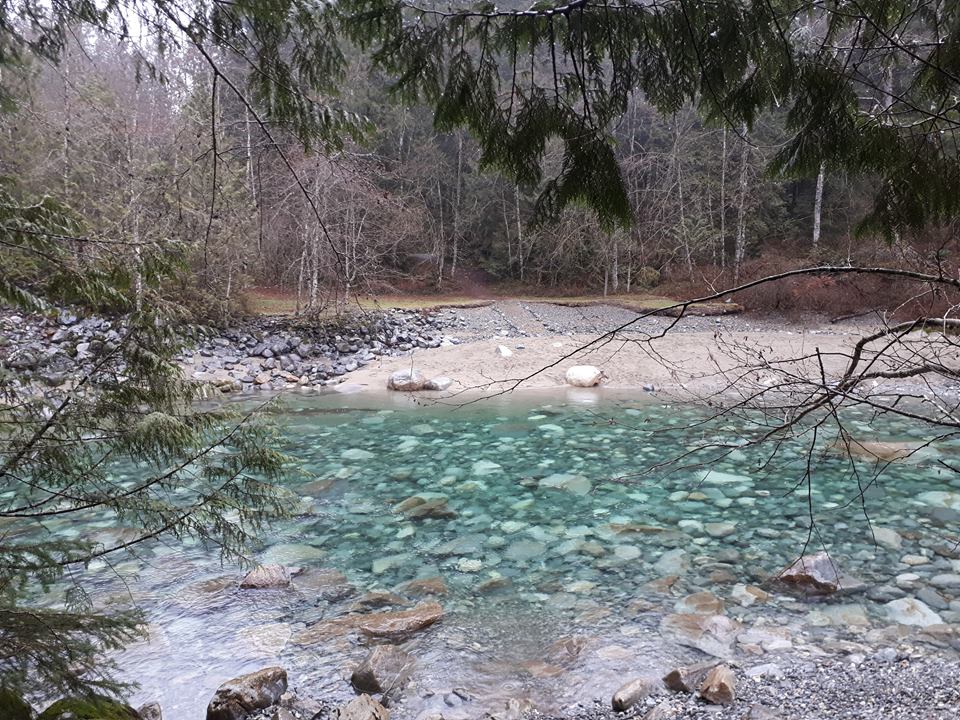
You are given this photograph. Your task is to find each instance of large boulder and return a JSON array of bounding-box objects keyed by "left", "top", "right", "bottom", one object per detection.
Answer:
[
  {"left": 423, "top": 376, "right": 452, "bottom": 391},
  {"left": 137, "top": 704, "right": 162, "bottom": 720},
  {"left": 206, "top": 667, "right": 288, "bottom": 720},
  {"left": 351, "top": 645, "right": 416, "bottom": 694},
  {"left": 564, "top": 365, "right": 606, "bottom": 387},
  {"left": 357, "top": 602, "right": 444, "bottom": 639},
  {"left": 659, "top": 614, "right": 740, "bottom": 659},
  {"left": 387, "top": 369, "right": 426, "bottom": 391},
  {"left": 336, "top": 695, "right": 389, "bottom": 720}
]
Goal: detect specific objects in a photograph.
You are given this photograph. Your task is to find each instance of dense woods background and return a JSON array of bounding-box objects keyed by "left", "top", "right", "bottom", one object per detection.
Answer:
[{"left": 2, "top": 29, "right": 915, "bottom": 322}]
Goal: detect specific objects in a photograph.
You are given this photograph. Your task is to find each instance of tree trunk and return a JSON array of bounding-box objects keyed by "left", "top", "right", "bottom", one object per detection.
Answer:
[
  {"left": 514, "top": 185, "right": 524, "bottom": 282},
  {"left": 719, "top": 126, "right": 727, "bottom": 269},
  {"left": 245, "top": 106, "right": 260, "bottom": 256},
  {"left": 435, "top": 178, "right": 445, "bottom": 288},
  {"left": 812, "top": 162, "right": 825, "bottom": 249},
  {"left": 611, "top": 239, "right": 619, "bottom": 293},
  {"left": 734, "top": 125, "right": 750, "bottom": 283},
  {"left": 450, "top": 132, "right": 464, "bottom": 281}
]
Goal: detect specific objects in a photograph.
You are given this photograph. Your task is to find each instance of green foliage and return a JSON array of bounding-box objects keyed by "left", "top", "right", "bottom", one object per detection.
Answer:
[
  {"left": 0, "top": 65, "right": 293, "bottom": 703},
  {"left": 0, "top": 688, "right": 33, "bottom": 720},
  {"left": 336, "top": 0, "right": 960, "bottom": 235},
  {"left": 37, "top": 696, "right": 137, "bottom": 720}
]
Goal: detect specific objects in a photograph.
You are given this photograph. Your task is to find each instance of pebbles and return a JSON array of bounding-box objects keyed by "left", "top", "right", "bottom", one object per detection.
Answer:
[{"left": 0, "top": 306, "right": 463, "bottom": 394}]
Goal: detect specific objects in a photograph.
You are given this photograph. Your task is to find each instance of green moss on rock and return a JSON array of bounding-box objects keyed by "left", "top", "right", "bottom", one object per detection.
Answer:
[{"left": 37, "top": 696, "right": 138, "bottom": 720}]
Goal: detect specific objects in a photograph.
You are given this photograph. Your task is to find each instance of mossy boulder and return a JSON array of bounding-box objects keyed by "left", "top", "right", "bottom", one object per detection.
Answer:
[
  {"left": 0, "top": 689, "right": 34, "bottom": 720},
  {"left": 38, "top": 696, "right": 139, "bottom": 720}
]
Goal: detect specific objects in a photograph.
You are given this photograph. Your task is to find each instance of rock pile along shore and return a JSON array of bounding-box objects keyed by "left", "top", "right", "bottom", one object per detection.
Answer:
[{"left": 0, "top": 307, "right": 467, "bottom": 394}]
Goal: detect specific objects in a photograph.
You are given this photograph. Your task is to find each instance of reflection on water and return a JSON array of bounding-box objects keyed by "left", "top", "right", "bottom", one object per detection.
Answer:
[{"left": 35, "top": 389, "right": 960, "bottom": 719}]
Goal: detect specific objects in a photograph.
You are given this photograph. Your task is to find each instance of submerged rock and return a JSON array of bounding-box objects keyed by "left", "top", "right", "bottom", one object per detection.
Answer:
[
  {"left": 539, "top": 473, "right": 591, "bottom": 495},
  {"left": 675, "top": 591, "right": 724, "bottom": 615},
  {"left": 885, "top": 597, "right": 944, "bottom": 627},
  {"left": 778, "top": 552, "right": 840, "bottom": 595},
  {"left": 239, "top": 564, "right": 290, "bottom": 590},
  {"left": 730, "top": 584, "right": 769, "bottom": 607},
  {"left": 505, "top": 539, "right": 547, "bottom": 561},
  {"left": 394, "top": 494, "right": 456, "bottom": 520},
  {"left": 699, "top": 665, "right": 736, "bottom": 705},
  {"left": 564, "top": 365, "right": 606, "bottom": 387},
  {"left": 357, "top": 601, "right": 444, "bottom": 639},
  {"left": 206, "top": 667, "right": 287, "bottom": 720},
  {"left": 351, "top": 646, "right": 415, "bottom": 694},
  {"left": 872, "top": 527, "right": 903, "bottom": 550},
  {"left": 398, "top": 576, "right": 447, "bottom": 596},
  {"left": 659, "top": 614, "right": 740, "bottom": 658}
]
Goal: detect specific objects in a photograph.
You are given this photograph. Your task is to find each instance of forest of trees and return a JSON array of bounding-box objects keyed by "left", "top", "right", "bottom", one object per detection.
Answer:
[{"left": 1, "top": 16, "right": 898, "bottom": 322}]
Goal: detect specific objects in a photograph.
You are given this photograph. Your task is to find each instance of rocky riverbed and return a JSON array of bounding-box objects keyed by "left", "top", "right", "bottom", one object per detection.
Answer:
[{"left": 7, "top": 304, "right": 960, "bottom": 720}]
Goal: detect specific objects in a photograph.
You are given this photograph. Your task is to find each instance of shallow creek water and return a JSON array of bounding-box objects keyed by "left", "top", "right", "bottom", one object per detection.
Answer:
[{"left": 36, "top": 388, "right": 960, "bottom": 718}]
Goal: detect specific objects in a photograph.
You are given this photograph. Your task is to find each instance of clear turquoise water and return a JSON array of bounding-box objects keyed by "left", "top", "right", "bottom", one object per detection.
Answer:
[{"left": 33, "top": 389, "right": 960, "bottom": 719}]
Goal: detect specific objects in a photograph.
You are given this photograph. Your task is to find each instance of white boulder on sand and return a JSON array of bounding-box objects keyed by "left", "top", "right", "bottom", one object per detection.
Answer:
[
  {"left": 565, "top": 365, "right": 607, "bottom": 387},
  {"left": 387, "top": 368, "right": 426, "bottom": 391},
  {"left": 423, "top": 376, "right": 452, "bottom": 391},
  {"left": 387, "top": 369, "right": 452, "bottom": 391}
]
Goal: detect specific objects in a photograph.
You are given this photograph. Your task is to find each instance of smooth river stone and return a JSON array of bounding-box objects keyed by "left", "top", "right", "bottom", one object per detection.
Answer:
[
  {"left": 505, "top": 539, "right": 547, "bottom": 561},
  {"left": 659, "top": 614, "right": 741, "bottom": 658},
  {"left": 931, "top": 573, "right": 960, "bottom": 588},
  {"left": 675, "top": 591, "right": 725, "bottom": 615},
  {"left": 917, "top": 491, "right": 960, "bottom": 510},
  {"left": 342, "top": 448, "right": 375, "bottom": 461},
  {"left": 885, "top": 597, "right": 944, "bottom": 626},
  {"left": 696, "top": 469, "right": 753, "bottom": 485},
  {"left": 539, "top": 473, "right": 591, "bottom": 495},
  {"left": 357, "top": 601, "right": 445, "bottom": 638},
  {"left": 654, "top": 549, "right": 689, "bottom": 575},
  {"left": 472, "top": 459, "right": 502, "bottom": 476},
  {"left": 614, "top": 545, "right": 641, "bottom": 561},
  {"left": 872, "top": 527, "right": 902, "bottom": 550},
  {"left": 261, "top": 543, "right": 326, "bottom": 565},
  {"left": 704, "top": 522, "right": 737, "bottom": 538}
]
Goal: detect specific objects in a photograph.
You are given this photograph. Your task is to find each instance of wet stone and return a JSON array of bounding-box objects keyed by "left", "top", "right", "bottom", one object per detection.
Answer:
[{"left": 351, "top": 646, "right": 415, "bottom": 695}]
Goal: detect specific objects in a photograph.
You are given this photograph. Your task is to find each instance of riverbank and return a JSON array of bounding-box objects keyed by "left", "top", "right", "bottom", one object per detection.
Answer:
[{"left": 6, "top": 300, "right": 958, "bottom": 401}]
